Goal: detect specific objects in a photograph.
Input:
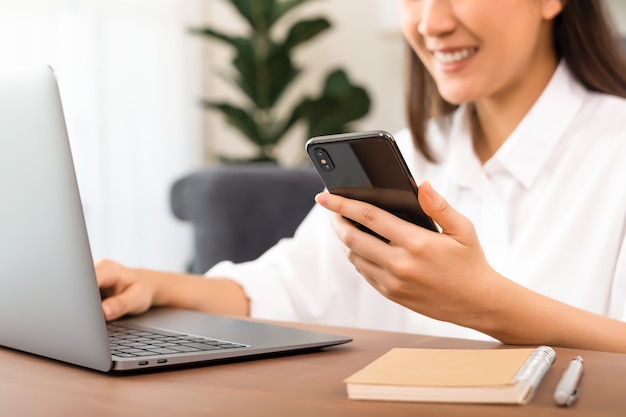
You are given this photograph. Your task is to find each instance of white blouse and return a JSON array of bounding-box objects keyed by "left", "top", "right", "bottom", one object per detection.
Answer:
[{"left": 207, "top": 62, "right": 626, "bottom": 342}]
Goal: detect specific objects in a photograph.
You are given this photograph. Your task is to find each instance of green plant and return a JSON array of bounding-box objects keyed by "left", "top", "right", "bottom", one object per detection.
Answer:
[{"left": 191, "top": 0, "right": 371, "bottom": 163}]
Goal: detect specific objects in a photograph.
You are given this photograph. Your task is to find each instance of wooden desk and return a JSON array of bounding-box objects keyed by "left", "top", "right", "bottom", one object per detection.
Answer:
[{"left": 1, "top": 321, "right": 624, "bottom": 417}]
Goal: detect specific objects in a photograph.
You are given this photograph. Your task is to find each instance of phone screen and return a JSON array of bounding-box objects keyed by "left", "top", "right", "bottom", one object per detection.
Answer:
[{"left": 306, "top": 131, "right": 438, "bottom": 240}]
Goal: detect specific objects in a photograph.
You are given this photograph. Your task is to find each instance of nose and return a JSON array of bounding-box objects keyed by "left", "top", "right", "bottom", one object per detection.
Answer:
[{"left": 417, "top": 0, "right": 456, "bottom": 37}]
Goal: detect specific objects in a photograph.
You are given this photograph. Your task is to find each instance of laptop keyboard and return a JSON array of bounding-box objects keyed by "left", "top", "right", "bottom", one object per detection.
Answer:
[{"left": 107, "top": 323, "right": 248, "bottom": 358}]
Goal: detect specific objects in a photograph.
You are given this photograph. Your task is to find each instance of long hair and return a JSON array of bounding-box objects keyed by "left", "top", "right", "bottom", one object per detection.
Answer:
[{"left": 405, "top": 0, "right": 626, "bottom": 162}]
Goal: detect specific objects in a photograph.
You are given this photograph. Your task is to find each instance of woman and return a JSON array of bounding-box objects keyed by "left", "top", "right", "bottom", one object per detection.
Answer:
[{"left": 97, "top": 0, "right": 626, "bottom": 352}]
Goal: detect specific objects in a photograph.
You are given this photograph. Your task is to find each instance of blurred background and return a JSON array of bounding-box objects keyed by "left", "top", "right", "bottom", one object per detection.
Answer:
[{"left": 1, "top": 0, "right": 625, "bottom": 273}]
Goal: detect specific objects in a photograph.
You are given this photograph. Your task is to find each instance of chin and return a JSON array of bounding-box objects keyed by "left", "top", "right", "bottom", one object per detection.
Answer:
[
  {"left": 438, "top": 93, "right": 470, "bottom": 106},
  {"left": 436, "top": 87, "right": 477, "bottom": 106},
  {"left": 432, "top": 75, "right": 483, "bottom": 105}
]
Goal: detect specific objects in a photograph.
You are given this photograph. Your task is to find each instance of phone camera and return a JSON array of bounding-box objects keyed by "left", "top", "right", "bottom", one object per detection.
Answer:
[{"left": 313, "top": 148, "right": 334, "bottom": 172}]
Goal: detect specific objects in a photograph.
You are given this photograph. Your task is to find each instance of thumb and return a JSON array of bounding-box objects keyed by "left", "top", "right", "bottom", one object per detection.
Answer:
[{"left": 418, "top": 181, "right": 468, "bottom": 237}]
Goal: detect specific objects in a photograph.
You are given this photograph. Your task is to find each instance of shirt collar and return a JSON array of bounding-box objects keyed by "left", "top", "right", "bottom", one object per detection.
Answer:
[{"left": 446, "top": 61, "right": 587, "bottom": 189}]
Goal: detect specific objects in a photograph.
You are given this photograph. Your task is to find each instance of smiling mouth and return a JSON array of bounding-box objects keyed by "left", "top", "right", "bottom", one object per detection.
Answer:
[{"left": 432, "top": 48, "right": 478, "bottom": 64}]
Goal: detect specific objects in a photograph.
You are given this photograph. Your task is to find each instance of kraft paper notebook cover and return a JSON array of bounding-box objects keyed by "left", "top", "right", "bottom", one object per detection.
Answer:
[{"left": 344, "top": 346, "right": 556, "bottom": 404}]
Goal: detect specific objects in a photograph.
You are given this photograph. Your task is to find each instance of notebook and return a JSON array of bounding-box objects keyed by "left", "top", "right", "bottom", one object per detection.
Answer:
[
  {"left": 344, "top": 346, "right": 556, "bottom": 404},
  {"left": 0, "top": 65, "right": 351, "bottom": 372}
]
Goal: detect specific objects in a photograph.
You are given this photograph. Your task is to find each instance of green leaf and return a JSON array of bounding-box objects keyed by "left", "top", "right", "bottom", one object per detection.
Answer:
[
  {"left": 263, "top": 49, "right": 300, "bottom": 106},
  {"left": 188, "top": 27, "right": 243, "bottom": 48},
  {"left": 230, "top": 40, "right": 300, "bottom": 109},
  {"left": 203, "top": 101, "right": 262, "bottom": 145},
  {"left": 282, "top": 18, "right": 331, "bottom": 52},
  {"left": 189, "top": 27, "right": 260, "bottom": 103},
  {"left": 230, "top": 0, "right": 275, "bottom": 30},
  {"left": 307, "top": 88, "right": 370, "bottom": 137},
  {"left": 269, "top": 0, "right": 312, "bottom": 26},
  {"left": 273, "top": 68, "right": 373, "bottom": 141},
  {"left": 229, "top": 40, "right": 260, "bottom": 102},
  {"left": 300, "top": 69, "right": 371, "bottom": 137},
  {"left": 230, "top": 0, "right": 318, "bottom": 33}
]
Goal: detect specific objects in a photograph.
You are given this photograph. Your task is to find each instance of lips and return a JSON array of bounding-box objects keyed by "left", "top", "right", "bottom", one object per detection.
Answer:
[{"left": 432, "top": 47, "right": 478, "bottom": 64}]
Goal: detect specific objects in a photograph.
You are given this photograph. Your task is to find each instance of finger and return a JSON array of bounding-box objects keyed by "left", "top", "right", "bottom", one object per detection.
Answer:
[
  {"left": 101, "top": 283, "right": 149, "bottom": 321},
  {"left": 94, "top": 258, "right": 124, "bottom": 289},
  {"left": 316, "top": 192, "right": 417, "bottom": 245},
  {"left": 101, "top": 297, "right": 122, "bottom": 321},
  {"left": 332, "top": 214, "right": 415, "bottom": 291},
  {"left": 347, "top": 248, "right": 406, "bottom": 300},
  {"left": 417, "top": 181, "right": 472, "bottom": 238},
  {"left": 332, "top": 213, "right": 395, "bottom": 258}
]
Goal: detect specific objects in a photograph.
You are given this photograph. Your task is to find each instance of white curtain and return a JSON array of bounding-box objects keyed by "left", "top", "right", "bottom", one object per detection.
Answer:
[{"left": 0, "top": 0, "right": 204, "bottom": 271}]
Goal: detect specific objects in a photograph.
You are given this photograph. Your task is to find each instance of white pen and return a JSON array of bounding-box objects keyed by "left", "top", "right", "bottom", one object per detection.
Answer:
[{"left": 554, "top": 356, "right": 583, "bottom": 406}]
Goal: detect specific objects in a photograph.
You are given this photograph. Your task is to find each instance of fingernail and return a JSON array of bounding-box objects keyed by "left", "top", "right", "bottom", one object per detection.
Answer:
[
  {"left": 315, "top": 193, "right": 328, "bottom": 206},
  {"left": 425, "top": 181, "right": 435, "bottom": 198}
]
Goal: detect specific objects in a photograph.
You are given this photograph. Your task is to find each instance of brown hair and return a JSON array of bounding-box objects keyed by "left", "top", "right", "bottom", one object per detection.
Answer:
[{"left": 405, "top": 0, "right": 626, "bottom": 162}]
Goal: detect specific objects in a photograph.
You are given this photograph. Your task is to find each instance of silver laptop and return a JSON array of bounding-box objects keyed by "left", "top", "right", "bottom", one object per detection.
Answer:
[{"left": 0, "top": 65, "right": 351, "bottom": 372}]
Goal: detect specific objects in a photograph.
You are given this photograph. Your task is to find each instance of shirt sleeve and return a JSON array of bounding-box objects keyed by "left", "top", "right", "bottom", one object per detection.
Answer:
[{"left": 204, "top": 203, "right": 364, "bottom": 325}]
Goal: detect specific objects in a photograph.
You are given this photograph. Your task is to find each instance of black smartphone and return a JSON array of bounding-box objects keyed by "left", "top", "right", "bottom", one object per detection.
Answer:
[{"left": 305, "top": 130, "right": 438, "bottom": 241}]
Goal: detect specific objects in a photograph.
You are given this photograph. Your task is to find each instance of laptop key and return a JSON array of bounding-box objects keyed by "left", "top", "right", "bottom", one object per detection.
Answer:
[
  {"left": 145, "top": 347, "right": 180, "bottom": 355},
  {"left": 112, "top": 353, "right": 137, "bottom": 358},
  {"left": 133, "top": 351, "right": 156, "bottom": 356},
  {"left": 216, "top": 343, "right": 246, "bottom": 349},
  {"left": 182, "top": 342, "right": 229, "bottom": 350},
  {"left": 167, "top": 345, "right": 202, "bottom": 353}
]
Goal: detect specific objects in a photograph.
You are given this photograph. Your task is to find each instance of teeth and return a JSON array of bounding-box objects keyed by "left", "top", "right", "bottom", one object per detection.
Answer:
[{"left": 433, "top": 48, "right": 477, "bottom": 64}]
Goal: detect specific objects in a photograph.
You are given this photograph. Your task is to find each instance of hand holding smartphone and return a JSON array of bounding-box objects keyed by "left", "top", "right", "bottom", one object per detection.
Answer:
[{"left": 305, "top": 130, "right": 438, "bottom": 241}]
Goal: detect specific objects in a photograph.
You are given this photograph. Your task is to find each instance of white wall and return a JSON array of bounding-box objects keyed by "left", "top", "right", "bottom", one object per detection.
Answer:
[
  {"left": 607, "top": 0, "right": 626, "bottom": 34},
  {"left": 0, "top": 0, "right": 204, "bottom": 272}
]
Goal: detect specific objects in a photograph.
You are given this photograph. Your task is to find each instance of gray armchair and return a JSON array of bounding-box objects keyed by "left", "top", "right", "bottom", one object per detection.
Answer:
[{"left": 170, "top": 164, "right": 324, "bottom": 274}]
